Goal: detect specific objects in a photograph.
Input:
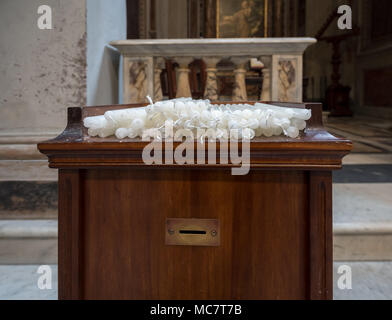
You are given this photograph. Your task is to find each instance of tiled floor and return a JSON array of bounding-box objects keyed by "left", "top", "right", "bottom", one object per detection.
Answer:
[
  {"left": 325, "top": 115, "right": 392, "bottom": 154},
  {"left": 327, "top": 115, "right": 392, "bottom": 224},
  {"left": 328, "top": 116, "right": 392, "bottom": 298},
  {"left": 0, "top": 265, "right": 57, "bottom": 300},
  {"left": 333, "top": 262, "right": 392, "bottom": 300}
]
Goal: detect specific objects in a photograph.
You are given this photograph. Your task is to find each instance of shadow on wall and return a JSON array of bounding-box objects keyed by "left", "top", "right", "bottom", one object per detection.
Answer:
[
  {"left": 86, "top": 0, "right": 126, "bottom": 106},
  {"left": 89, "top": 46, "right": 121, "bottom": 106}
]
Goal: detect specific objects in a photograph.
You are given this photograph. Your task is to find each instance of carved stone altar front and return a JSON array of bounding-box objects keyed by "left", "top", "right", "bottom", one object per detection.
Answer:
[{"left": 110, "top": 38, "right": 316, "bottom": 103}]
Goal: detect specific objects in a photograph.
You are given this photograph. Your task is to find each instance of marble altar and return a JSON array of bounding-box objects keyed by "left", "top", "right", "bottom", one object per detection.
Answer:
[{"left": 109, "top": 38, "right": 316, "bottom": 104}]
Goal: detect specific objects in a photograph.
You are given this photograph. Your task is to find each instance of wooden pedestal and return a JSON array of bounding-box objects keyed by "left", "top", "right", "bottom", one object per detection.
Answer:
[{"left": 38, "top": 102, "right": 352, "bottom": 300}]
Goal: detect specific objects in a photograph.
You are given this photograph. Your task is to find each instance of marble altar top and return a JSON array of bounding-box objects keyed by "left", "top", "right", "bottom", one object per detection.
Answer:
[{"left": 109, "top": 38, "right": 317, "bottom": 57}]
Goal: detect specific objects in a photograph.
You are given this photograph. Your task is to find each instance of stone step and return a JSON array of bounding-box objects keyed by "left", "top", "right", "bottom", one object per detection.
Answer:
[
  {"left": 0, "top": 181, "right": 57, "bottom": 219},
  {"left": 0, "top": 220, "right": 57, "bottom": 264},
  {"left": 332, "top": 182, "right": 392, "bottom": 261},
  {"left": 334, "top": 222, "right": 392, "bottom": 261},
  {"left": 0, "top": 135, "right": 57, "bottom": 219},
  {"left": 1, "top": 219, "right": 392, "bottom": 264},
  {"left": 333, "top": 184, "right": 392, "bottom": 223}
]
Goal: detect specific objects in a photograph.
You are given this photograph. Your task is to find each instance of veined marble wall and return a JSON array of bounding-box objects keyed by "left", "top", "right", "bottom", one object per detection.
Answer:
[
  {"left": 0, "top": 0, "right": 127, "bottom": 185},
  {"left": 0, "top": 0, "right": 87, "bottom": 184},
  {"left": 0, "top": 0, "right": 87, "bottom": 136},
  {"left": 0, "top": 1, "right": 126, "bottom": 219}
]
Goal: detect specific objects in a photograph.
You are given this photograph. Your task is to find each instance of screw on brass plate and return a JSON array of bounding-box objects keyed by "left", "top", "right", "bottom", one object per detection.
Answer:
[
  {"left": 211, "top": 230, "right": 217, "bottom": 237},
  {"left": 168, "top": 229, "right": 175, "bottom": 235}
]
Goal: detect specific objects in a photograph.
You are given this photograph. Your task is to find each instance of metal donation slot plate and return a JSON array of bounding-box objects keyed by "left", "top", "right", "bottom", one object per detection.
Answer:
[{"left": 165, "top": 218, "right": 220, "bottom": 246}]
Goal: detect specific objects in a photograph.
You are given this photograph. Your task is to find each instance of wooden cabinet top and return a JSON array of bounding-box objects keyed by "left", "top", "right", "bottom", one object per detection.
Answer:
[{"left": 37, "top": 102, "right": 352, "bottom": 170}]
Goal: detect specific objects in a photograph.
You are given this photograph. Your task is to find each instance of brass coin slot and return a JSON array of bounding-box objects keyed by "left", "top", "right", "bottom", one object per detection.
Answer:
[
  {"left": 179, "top": 230, "right": 206, "bottom": 235},
  {"left": 165, "top": 218, "right": 220, "bottom": 246}
]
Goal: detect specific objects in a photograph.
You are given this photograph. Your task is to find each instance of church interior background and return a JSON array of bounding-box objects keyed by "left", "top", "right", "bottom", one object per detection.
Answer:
[{"left": 0, "top": 0, "right": 391, "bottom": 299}]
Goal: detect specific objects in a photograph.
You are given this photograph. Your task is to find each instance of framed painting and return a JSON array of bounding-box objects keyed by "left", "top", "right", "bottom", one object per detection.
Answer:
[{"left": 217, "top": 0, "right": 269, "bottom": 38}]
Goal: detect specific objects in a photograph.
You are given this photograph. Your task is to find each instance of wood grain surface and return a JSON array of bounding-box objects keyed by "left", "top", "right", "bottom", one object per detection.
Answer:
[{"left": 38, "top": 101, "right": 351, "bottom": 300}]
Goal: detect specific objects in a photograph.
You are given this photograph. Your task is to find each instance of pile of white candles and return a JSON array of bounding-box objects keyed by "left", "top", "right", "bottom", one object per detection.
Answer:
[{"left": 83, "top": 97, "right": 311, "bottom": 140}]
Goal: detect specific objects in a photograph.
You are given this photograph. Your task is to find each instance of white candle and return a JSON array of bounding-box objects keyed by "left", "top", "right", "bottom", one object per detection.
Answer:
[{"left": 83, "top": 98, "right": 311, "bottom": 140}]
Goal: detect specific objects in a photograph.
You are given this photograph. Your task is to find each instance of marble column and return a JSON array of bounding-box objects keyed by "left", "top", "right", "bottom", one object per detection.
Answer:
[
  {"left": 173, "top": 57, "right": 193, "bottom": 98},
  {"left": 203, "top": 57, "right": 220, "bottom": 101},
  {"left": 153, "top": 58, "right": 165, "bottom": 102},
  {"left": 232, "top": 57, "right": 249, "bottom": 102},
  {"left": 259, "top": 56, "right": 272, "bottom": 101}
]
